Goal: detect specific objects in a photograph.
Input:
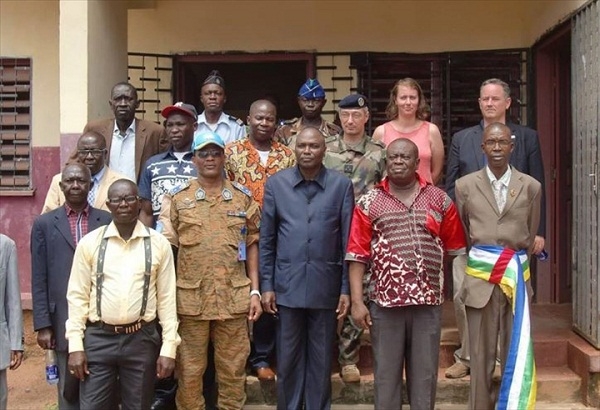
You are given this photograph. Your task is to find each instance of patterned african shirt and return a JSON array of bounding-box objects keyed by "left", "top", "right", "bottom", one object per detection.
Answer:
[
  {"left": 225, "top": 137, "right": 296, "bottom": 205},
  {"left": 346, "top": 175, "right": 466, "bottom": 307}
]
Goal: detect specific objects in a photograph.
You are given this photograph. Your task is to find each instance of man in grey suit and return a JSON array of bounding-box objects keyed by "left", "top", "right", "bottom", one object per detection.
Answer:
[
  {"left": 445, "top": 78, "right": 546, "bottom": 379},
  {"left": 31, "top": 163, "right": 112, "bottom": 409},
  {"left": 455, "top": 123, "right": 541, "bottom": 410},
  {"left": 0, "top": 233, "right": 24, "bottom": 409},
  {"left": 260, "top": 127, "right": 354, "bottom": 410}
]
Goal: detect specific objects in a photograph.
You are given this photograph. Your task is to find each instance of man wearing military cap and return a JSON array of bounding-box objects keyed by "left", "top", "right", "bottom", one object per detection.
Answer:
[
  {"left": 195, "top": 70, "right": 246, "bottom": 145},
  {"left": 170, "top": 131, "right": 262, "bottom": 409},
  {"left": 274, "top": 78, "right": 341, "bottom": 147},
  {"left": 324, "top": 93, "right": 385, "bottom": 383}
]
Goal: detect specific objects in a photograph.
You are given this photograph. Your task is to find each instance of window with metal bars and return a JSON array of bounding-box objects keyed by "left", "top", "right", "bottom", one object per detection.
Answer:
[{"left": 0, "top": 58, "right": 32, "bottom": 192}]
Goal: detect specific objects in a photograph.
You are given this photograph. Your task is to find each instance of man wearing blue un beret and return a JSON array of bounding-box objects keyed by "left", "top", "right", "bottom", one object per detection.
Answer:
[{"left": 274, "top": 79, "right": 341, "bottom": 147}]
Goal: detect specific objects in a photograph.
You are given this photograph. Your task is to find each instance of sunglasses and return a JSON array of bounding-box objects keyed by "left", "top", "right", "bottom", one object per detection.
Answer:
[{"left": 195, "top": 149, "right": 223, "bottom": 159}]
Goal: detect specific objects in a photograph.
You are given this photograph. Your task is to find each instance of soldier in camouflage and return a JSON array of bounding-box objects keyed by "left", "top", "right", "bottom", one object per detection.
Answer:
[
  {"left": 170, "top": 131, "right": 262, "bottom": 410},
  {"left": 274, "top": 78, "right": 341, "bottom": 148},
  {"left": 324, "top": 94, "right": 385, "bottom": 383}
]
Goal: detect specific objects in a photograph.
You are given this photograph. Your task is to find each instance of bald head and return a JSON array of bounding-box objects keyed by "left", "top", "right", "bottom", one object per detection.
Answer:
[
  {"left": 387, "top": 138, "right": 419, "bottom": 158},
  {"left": 62, "top": 163, "right": 91, "bottom": 181},
  {"left": 249, "top": 99, "right": 276, "bottom": 115},
  {"left": 247, "top": 99, "right": 277, "bottom": 143},
  {"left": 107, "top": 178, "right": 138, "bottom": 198},
  {"left": 295, "top": 127, "right": 326, "bottom": 177},
  {"left": 483, "top": 122, "right": 511, "bottom": 139}
]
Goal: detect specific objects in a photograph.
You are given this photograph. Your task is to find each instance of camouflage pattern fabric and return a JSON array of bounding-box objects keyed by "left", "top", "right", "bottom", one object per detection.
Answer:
[{"left": 274, "top": 117, "right": 341, "bottom": 147}]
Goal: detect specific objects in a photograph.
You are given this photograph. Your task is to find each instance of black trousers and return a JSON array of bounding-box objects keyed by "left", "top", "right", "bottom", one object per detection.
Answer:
[{"left": 80, "top": 322, "right": 161, "bottom": 410}]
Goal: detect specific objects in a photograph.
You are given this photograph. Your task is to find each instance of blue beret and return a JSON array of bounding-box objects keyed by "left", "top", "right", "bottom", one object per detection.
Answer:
[
  {"left": 192, "top": 131, "right": 225, "bottom": 151},
  {"left": 338, "top": 94, "right": 368, "bottom": 109},
  {"left": 298, "top": 79, "right": 325, "bottom": 99}
]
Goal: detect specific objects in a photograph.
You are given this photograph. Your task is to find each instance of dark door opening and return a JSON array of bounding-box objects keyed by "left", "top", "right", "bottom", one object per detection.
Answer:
[{"left": 174, "top": 53, "right": 314, "bottom": 123}]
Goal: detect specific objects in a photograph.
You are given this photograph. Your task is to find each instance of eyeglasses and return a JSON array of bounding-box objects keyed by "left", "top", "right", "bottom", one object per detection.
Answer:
[
  {"left": 78, "top": 149, "right": 105, "bottom": 157},
  {"left": 483, "top": 139, "right": 512, "bottom": 148},
  {"left": 195, "top": 149, "right": 223, "bottom": 159},
  {"left": 106, "top": 195, "right": 139, "bottom": 205}
]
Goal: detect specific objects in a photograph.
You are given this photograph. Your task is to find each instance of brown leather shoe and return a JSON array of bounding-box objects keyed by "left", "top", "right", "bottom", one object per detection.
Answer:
[{"left": 256, "top": 367, "right": 276, "bottom": 381}]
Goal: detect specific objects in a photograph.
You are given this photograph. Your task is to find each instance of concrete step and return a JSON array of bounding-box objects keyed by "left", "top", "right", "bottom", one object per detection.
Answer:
[{"left": 245, "top": 366, "right": 582, "bottom": 405}]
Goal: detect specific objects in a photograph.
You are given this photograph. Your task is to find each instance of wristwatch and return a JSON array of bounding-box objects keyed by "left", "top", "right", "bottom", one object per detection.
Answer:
[{"left": 250, "top": 289, "right": 262, "bottom": 300}]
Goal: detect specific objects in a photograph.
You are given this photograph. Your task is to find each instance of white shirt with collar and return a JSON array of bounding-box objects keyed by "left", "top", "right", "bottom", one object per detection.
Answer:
[
  {"left": 486, "top": 165, "right": 512, "bottom": 213},
  {"left": 194, "top": 111, "right": 245, "bottom": 145},
  {"left": 110, "top": 120, "right": 136, "bottom": 181}
]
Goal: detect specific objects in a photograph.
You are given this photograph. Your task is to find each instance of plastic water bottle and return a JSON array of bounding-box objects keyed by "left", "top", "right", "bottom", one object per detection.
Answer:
[
  {"left": 537, "top": 249, "right": 549, "bottom": 261},
  {"left": 45, "top": 349, "right": 59, "bottom": 385}
]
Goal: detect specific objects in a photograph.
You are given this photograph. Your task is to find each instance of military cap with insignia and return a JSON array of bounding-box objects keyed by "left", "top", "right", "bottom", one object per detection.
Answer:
[
  {"left": 161, "top": 102, "right": 198, "bottom": 122},
  {"left": 338, "top": 94, "right": 368, "bottom": 109},
  {"left": 203, "top": 70, "right": 225, "bottom": 89},
  {"left": 192, "top": 131, "right": 225, "bottom": 151},
  {"left": 298, "top": 79, "right": 325, "bottom": 99}
]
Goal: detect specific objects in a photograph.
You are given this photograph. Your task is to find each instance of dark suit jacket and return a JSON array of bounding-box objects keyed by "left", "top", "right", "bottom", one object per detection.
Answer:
[
  {"left": 445, "top": 121, "right": 546, "bottom": 237},
  {"left": 31, "top": 206, "right": 111, "bottom": 352},
  {"left": 455, "top": 167, "right": 541, "bottom": 308},
  {"left": 259, "top": 166, "right": 354, "bottom": 309},
  {"left": 83, "top": 118, "right": 168, "bottom": 183}
]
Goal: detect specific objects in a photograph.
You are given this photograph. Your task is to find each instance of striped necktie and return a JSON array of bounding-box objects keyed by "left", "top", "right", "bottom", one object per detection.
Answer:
[
  {"left": 87, "top": 176, "right": 97, "bottom": 206},
  {"left": 75, "top": 212, "right": 84, "bottom": 244}
]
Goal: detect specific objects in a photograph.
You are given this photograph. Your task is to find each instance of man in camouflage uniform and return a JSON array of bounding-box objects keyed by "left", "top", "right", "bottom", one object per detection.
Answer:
[
  {"left": 170, "top": 131, "right": 262, "bottom": 410},
  {"left": 324, "top": 94, "right": 385, "bottom": 383},
  {"left": 274, "top": 78, "right": 341, "bottom": 148}
]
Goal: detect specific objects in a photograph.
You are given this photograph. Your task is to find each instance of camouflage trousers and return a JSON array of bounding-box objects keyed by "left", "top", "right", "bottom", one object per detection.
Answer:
[
  {"left": 176, "top": 315, "right": 250, "bottom": 410},
  {"left": 338, "top": 271, "right": 372, "bottom": 366}
]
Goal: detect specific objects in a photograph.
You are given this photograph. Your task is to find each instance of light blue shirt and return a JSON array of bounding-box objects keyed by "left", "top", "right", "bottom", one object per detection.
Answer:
[
  {"left": 194, "top": 111, "right": 245, "bottom": 145},
  {"left": 110, "top": 120, "right": 136, "bottom": 181}
]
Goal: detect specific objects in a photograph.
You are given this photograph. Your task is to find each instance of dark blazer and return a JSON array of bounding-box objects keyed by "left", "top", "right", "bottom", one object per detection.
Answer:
[
  {"left": 445, "top": 121, "right": 546, "bottom": 237},
  {"left": 259, "top": 166, "right": 354, "bottom": 309},
  {"left": 455, "top": 167, "right": 541, "bottom": 308},
  {"left": 31, "top": 206, "right": 111, "bottom": 352},
  {"left": 83, "top": 118, "right": 168, "bottom": 183}
]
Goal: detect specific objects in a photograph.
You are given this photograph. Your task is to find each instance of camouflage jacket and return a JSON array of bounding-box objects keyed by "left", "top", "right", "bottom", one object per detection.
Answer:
[
  {"left": 170, "top": 178, "right": 261, "bottom": 320},
  {"left": 324, "top": 134, "right": 386, "bottom": 199},
  {"left": 274, "top": 117, "right": 341, "bottom": 147}
]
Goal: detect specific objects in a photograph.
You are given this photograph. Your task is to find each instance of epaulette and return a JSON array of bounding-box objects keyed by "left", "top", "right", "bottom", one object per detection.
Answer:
[
  {"left": 229, "top": 116, "right": 245, "bottom": 126},
  {"left": 324, "top": 135, "right": 339, "bottom": 144},
  {"left": 231, "top": 181, "right": 252, "bottom": 197},
  {"left": 326, "top": 122, "right": 342, "bottom": 133},
  {"left": 368, "top": 138, "right": 386, "bottom": 149},
  {"left": 169, "top": 180, "right": 191, "bottom": 196},
  {"left": 281, "top": 117, "right": 299, "bottom": 126}
]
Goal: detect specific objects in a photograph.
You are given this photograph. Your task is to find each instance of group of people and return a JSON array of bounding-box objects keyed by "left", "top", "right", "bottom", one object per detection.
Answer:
[{"left": 0, "top": 71, "right": 546, "bottom": 410}]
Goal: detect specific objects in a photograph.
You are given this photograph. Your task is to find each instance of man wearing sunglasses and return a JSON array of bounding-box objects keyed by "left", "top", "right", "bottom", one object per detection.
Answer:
[
  {"left": 42, "top": 131, "right": 128, "bottom": 213},
  {"left": 66, "top": 179, "right": 180, "bottom": 409},
  {"left": 274, "top": 78, "right": 341, "bottom": 147},
  {"left": 169, "top": 132, "right": 262, "bottom": 409}
]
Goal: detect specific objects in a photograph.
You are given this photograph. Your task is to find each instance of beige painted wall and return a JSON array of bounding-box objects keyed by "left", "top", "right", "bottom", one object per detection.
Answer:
[
  {"left": 128, "top": 0, "right": 586, "bottom": 54},
  {"left": 0, "top": 0, "right": 59, "bottom": 147}
]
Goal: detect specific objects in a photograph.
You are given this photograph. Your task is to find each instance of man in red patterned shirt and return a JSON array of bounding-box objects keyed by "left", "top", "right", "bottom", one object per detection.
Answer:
[
  {"left": 346, "top": 138, "right": 466, "bottom": 410},
  {"left": 225, "top": 99, "right": 296, "bottom": 380}
]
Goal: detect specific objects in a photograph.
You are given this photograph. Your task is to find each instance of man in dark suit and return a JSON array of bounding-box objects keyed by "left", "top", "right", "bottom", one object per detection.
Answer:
[
  {"left": 455, "top": 123, "right": 541, "bottom": 409},
  {"left": 31, "top": 163, "right": 112, "bottom": 409},
  {"left": 260, "top": 127, "right": 354, "bottom": 410},
  {"left": 83, "top": 82, "right": 168, "bottom": 183},
  {"left": 444, "top": 78, "right": 546, "bottom": 379}
]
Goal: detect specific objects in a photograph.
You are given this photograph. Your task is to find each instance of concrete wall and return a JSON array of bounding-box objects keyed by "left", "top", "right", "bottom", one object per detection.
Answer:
[
  {"left": 128, "top": 0, "right": 586, "bottom": 54},
  {"left": 0, "top": 0, "right": 60, "bottom": 147}
]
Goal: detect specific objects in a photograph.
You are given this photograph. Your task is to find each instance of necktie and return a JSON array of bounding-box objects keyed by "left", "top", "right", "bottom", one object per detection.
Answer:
[
  {"left": 492, "top": 180, "right": 506, "bottom": 212},
  {"left": 88, "top": 177, "right": 97, "bottom": 206},
  {"left": 75, "top": 212, "right": 83, "bottom": 244}
]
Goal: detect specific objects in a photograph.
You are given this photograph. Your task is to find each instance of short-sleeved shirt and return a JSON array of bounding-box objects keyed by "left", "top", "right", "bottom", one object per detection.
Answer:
[
  {"left": 194, "top": 111, "right": 246, "bottom": 145},
  {"left": 274, "top": 117, "right": 341, "bottom": 147},
  {"left": 324, "top": 134, "right": 385, "bottom": 199},
  {"left": 225, "top": 138, "right": 296, "bottom": 206},
  {"left": 346, "top": 175, "right": 466, "bottom": 308},
  {"left": 138, "top": 149, "right": 196, "bottom": 222},
  {"left": 170, "top": 179, "right": 261, "bottom": 320}
]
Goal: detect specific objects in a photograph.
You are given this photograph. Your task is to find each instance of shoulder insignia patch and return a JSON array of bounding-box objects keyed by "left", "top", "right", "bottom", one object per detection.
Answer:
[
  {"left": 169, "top": 180, "right": 190, "bottom": 196},
  {"left": 231, "top": 181, "right": 252, "bottom": 197},
  {"left": 229, "top": 116, "right": 245, "bottom": 126},
  {"left": 282, "top": 117, "right": 299, "bottom": 126},
  {"left": 324, "top": 135, "right": 338, "bottom": 144}
]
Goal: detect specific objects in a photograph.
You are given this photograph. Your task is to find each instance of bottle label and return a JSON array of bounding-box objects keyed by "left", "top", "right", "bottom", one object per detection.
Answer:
[{"left": 46, "top": 364, "right": 59, "bottom": 384}]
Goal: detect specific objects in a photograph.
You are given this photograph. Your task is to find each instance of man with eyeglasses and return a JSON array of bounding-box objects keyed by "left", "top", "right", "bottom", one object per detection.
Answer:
[
  {"left": 274, "top": 78, "right": 341, "bottom": 147},
  {"left": 322, "top": 93, "right": 385, "bottom": 384},
  {"left": 169, "top": 132, "right": 262, "bottom": 409},
  {"left": 32, "top": 163, "right": 113, "bottom": 410},
  {"left": 455, "top": 123, "right": 540, "bottom": 409},
  {"left": 66, "top": 179, "right": 180, "bottom": 409},
  {"left": 444, "top": 78, "right": 546, "bottom": 380},
  {"left": 42, "top": 131, "right": 129, "bottom": 214}
]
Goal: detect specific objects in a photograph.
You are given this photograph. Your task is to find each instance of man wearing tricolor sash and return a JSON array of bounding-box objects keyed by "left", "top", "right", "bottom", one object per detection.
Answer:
[{"left": 455, "top": 123, "right": 541, "bottom": 410}]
